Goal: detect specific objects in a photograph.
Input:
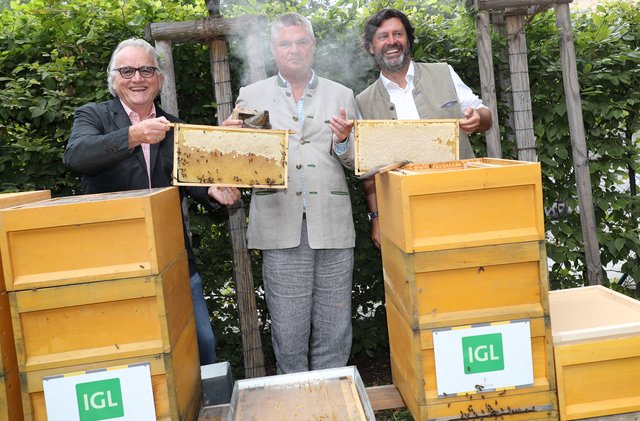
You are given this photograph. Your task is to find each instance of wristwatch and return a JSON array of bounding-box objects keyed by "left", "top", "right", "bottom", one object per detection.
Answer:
[{"left": 367, "top": 211, "right": 379, "bottom": 222}]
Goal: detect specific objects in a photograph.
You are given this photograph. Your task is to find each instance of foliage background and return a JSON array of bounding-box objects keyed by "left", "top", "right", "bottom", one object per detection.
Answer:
[{"left": 1, "top": 0, "right": 638, "bottom": 378}]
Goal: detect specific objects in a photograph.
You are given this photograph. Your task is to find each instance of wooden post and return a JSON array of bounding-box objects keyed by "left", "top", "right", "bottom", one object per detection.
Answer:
[
  {"left": 492, "top": 14, "right": 518, "bottom": 151},
  {"left": 506, "top": 14, "right": 537, "bottom": 162},
  {"left": 155, "top": 40, "right": 179, "bottom": 116},
  {"left": 206, "top": 0, "right": 266, "bottom": 377},
  {"left": 555, "top": 3, "right": 603, "bottom": 285},
  {"left": 209, "top": 39, "right": 234, "bottom": 123},
  {"left": 475, "top": 10, "right": 502, "bottom": 158}
]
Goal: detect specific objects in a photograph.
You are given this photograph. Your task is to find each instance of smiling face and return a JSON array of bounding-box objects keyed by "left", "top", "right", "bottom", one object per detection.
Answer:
[
  {"left": 271, "top": 24, "right": 315, "bottom": 82},
  {"left": 369, "top": 17, "right": 411, "bottom": 74},
  {"left": 112, "top": 46, "right": 163, "bottom": 115}
]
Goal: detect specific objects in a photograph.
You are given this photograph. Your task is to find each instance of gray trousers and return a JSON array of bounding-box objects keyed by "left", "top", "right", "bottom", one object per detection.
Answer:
[{"left": 262, "top": 220, "right": 354, "bottom": 374}]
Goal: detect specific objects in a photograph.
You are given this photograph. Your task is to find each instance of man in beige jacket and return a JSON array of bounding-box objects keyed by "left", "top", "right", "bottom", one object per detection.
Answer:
[{"left": 223, "top": 13, "right": 358, "bottom": 374}]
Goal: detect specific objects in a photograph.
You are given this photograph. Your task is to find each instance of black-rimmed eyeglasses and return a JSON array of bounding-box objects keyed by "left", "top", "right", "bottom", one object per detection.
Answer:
[{"left": 112, "top": 66, "right": 159, "bottom": 79}]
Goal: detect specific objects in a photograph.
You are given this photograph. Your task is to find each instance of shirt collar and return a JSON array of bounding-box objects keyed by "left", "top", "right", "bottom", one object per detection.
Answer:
[
  {"left": 120, "top": 99, "right": 156, "bottom": 121},
  {"left": 380, "top": 61, "right": 415, "bottom": 91},
  {"left": 276, "top": 69, "right": 318, "bottom": 90}
]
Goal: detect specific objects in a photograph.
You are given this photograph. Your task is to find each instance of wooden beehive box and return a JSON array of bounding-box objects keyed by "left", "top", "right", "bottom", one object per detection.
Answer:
[
  {"left": 227, "top": 366, "right": 375, "bottom": 421},
  {"left": 172, "top": 123, "right": 289, "bottom": 188},
  {"left": 376, "top": 158, "right": 557, "bottom": 420},
  {"left": 14, "top": 250, "right": 201, "bottom": 420},
  {"left": 375, "top": 158, "right": 545, "bottom": 254},
  {"left": 0, "top": 187, "right": 184, "bottom": 291},
  {"left": 353, "top": 119, "right": 459, "bottom": 175},
  {"left": 23, "top": 318, "right": 200, "bottom": 421},
  {"left": 550, "top": 286, "right": 640, "bottom": 420},
  {"left": 382, "top": 235, "right": 557, "bottom": 421},
  {"left": 0, "top": 190, "right": 50, "bottom": 421}
]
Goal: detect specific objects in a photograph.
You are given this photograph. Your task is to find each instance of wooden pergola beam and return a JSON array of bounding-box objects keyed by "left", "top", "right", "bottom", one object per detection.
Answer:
[
  {"left": 145, "top": 15, "right": 267, "bottom": 43},
  {"left": 468, "top": 0, "right": 572, "bottom": 10}
]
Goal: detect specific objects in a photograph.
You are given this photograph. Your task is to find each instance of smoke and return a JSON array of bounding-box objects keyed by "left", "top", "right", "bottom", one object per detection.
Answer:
[
  {"left": 314, "top": 25, "right": 378, "bottom": 96},
  {"left": 226, "top": 20, "right": 378, "bottom": 96}
]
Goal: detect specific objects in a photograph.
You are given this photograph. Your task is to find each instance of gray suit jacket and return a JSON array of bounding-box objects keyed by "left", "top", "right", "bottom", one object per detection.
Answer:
[{"left": 236, "top": 74, "right": 357, "bottom": 250}]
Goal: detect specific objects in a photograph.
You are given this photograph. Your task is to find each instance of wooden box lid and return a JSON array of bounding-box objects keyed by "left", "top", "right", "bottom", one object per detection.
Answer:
[
  {"left": 550, "top": 285, "right": 640, "bottom": 344},
  {"left": 0, "top": 191, "right": 51, "bottom": 210}
]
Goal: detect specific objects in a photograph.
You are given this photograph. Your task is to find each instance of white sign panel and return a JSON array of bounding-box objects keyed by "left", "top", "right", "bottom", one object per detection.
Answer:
[
  {"left": 43, "top": 362, "right": 156, "bottom": 421},
  {"left": 432, "top": 320, "right": 533, "bottom": 396}
]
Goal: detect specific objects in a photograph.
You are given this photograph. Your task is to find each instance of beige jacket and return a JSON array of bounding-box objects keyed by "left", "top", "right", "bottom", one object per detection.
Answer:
[{"left": 237, "top": 73, "right": 357, "bottom": 250}]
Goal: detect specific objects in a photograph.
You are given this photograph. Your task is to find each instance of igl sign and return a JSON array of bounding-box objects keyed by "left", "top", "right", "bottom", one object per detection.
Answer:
[
  {"left": 75, "top": 378, "right": 124, "bottom": 421},
  {"left": 43, "top": 363, "right": 156, "bottom": 421},
  {"left": 462, "top": 333, "right": 504, "bottom": 374},
  {"left": 432, "top": 320, "right": 533, "bottom": 396}
]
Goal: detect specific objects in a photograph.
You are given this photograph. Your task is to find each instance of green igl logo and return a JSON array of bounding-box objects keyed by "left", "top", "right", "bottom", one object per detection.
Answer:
[
  {"left": 75, "top": 378, "right": 124, "bottom": 421},
  {"left": 462, "top": 333, "right": 504, "bottom": 374}
]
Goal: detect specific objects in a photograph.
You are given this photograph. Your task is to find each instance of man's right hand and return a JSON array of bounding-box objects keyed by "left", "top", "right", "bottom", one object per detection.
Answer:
[{"left": 128, "top": 117, "right": 171, "bottom": 149}]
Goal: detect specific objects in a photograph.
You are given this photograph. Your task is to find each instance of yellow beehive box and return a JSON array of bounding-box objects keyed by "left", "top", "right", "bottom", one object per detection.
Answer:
[
  {"left": 550, "top": 286, "right": 640, "bottom": 420},
  {"left": 381, "top": 235, "right": 557, "bottom": 420},
  {"left": 21, "top": 317, "right": 201, "bottom": 421},
  {"left": 375, "top": 158, "right": 545, "bottom": 254},
  {"left": 0, "top": 190, "right": 51, "bottom": 292},
  {"left": 381, "top": 235, "right": 551, "bottom": 329},
  {"left": 0, "top": 190, "right": 50, "bottom": 421},
  {"left": 0, "top": 187, "right": 184, "bottom": 291},
  {"left": 13, "top": 250, "right": 200, "bottom": 420},
  {"left": 387, "top": 296, "right": 558, "bottom": 420},
  {"left": 172, "top": 123, "right": 289, "bottom": 189},
  {"left": 353, "top": 119, "right": 459, "bottom": 176},
  {"left": 10, "top": 251, "right": 192, "bottom": 372}
]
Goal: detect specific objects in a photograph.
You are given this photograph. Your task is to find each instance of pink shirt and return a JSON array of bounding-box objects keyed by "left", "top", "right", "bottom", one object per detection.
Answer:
[{"left": 120, "top": 100, "right": 156, "bottom": 188}]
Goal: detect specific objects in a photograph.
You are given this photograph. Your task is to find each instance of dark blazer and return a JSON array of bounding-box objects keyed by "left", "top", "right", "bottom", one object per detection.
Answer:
[{"left": 63, "top": 98, "right": 218, "bottom": 274}]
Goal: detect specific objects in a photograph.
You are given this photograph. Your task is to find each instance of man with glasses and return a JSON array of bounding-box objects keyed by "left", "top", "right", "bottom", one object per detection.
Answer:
[{"left": 63, "top": 38, "right": 240, "bottom": 366}]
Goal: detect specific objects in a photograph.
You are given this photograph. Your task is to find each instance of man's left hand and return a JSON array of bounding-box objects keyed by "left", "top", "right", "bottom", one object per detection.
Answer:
[
  {"left": 459, "top": 107, "right": 480, "bottom": 135},
  {"left": 330, "top": 107, "right": 353, "bottom": 143}
]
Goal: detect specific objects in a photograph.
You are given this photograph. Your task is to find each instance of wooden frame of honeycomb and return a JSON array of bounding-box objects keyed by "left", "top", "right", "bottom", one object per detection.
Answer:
[
  {"left": 172, "top": 123, "right": 289, "bottom": 189},
  {"left": 353, "top": 119, "right": 460, "bottom": 175}
]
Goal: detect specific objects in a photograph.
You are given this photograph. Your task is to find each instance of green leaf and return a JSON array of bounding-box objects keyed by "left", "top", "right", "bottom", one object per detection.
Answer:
[{"left": 29, "top": 107, "right": 46, "bottom": 118}]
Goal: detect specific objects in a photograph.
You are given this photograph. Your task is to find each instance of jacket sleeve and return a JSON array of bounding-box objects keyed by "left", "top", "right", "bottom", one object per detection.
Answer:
[{"left": 63, "top": 103, "right": 132, "bottom": 175}]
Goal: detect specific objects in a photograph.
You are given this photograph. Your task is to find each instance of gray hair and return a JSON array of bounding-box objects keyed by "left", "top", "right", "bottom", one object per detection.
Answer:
[
  {"left": 270, "top": 13, "right": 315, "bottom": 42},
  {"left": 107, "top": 38, "right": 163, "bottom": 97}
]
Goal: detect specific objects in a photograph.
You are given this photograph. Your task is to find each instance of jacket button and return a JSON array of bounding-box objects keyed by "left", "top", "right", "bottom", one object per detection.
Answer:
[
  {"left": 292, "top": 116, "right": 299, "bottom": 121},
  {"left": 390, "top": 105, "right": 395, "bottom": 110},
  {"left": 296, "top": 164, "right": 302, "bottom": 169},
  {"left": 296, "top": 191, "right": 302, "bottom": 196}
]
